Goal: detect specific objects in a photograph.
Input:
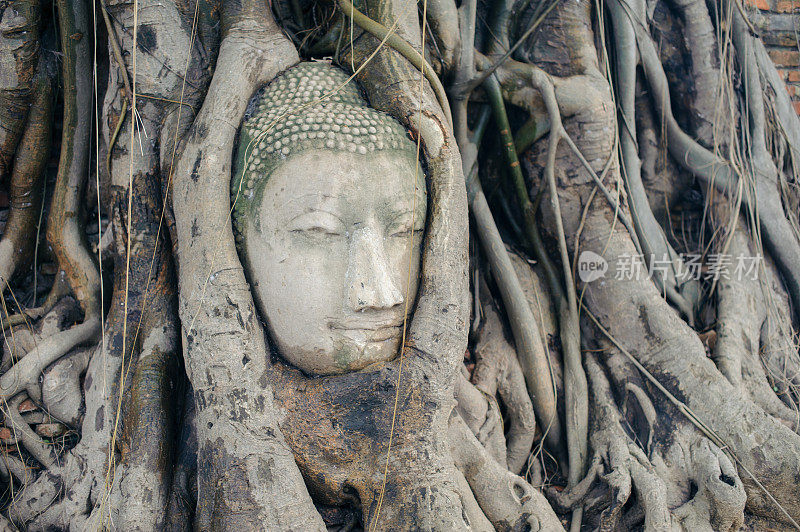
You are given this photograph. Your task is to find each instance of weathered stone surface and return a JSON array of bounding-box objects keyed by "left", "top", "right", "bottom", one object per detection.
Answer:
[{"left": 232, "top": 61, "right": 427, "bottom": 375}]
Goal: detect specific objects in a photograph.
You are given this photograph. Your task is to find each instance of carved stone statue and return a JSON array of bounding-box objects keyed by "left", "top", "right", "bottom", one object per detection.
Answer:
[{"left": 232, "top": 61, "right": 426, "bottom": 375}]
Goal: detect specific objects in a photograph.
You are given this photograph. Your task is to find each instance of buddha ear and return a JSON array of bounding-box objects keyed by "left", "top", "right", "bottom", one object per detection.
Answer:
[{"left": 341, "top": 0, "right": 468, "bottom": 392}]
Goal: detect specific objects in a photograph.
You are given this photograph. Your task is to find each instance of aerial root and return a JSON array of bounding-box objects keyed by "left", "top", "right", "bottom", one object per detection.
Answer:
[
  {"left": 0, "top": 317, "right": 100, "bottom": 404},
  {"left": 2, "top": 395, "right": 57, "bottom": 469},
  {"left": 470, "top": 300, "right": 536, "bottom": 473},
  {"left": 545, "top": 456, "right": 602, "bottom": 512},
  {"left": 41, "top": 348, "right": 92, "bottom": 428},
  {"left": 449, "top": 411, "right": 565, "bottom": 531}
]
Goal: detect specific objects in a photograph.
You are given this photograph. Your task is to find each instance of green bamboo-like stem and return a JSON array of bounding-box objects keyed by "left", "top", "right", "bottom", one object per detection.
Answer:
[
  {"left": 336, "top": 0, "right": 453, "bottom": 128},
  {"left": 484, "top": 76, "right": 561, "bottom": 302}
]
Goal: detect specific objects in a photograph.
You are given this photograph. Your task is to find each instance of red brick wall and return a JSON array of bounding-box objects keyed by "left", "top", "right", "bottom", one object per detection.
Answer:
[{"left": 747, "top": 0, "right": 800, "bottom": 114}]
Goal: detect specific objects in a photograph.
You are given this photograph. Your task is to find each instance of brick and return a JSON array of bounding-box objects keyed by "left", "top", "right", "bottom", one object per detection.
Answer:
[
  {"left": 794, "top": 100, "right": 800, "bottom": 115},
  {"left": 762, "top": 31, "right": 800, "bottom": 48},
  {"left": 761, "top": 12, "right": 800, "bottom": 31},
  {"left": 787, "top": 70, "right": 800, "bottom": 82},
  {"left": 776, "top": 0, "right": 799, "bottom": 12},
  {"left": 769, "top": 49, "right": 800, "bottom": 66},
  {"left": 746, "top": 0, "right": 770, "bottom": 9}
]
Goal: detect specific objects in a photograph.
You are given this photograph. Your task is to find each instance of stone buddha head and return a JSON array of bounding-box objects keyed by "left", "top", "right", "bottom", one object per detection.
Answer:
[{"left": 232, "top": 62, "right": 427, "bottom": 376}]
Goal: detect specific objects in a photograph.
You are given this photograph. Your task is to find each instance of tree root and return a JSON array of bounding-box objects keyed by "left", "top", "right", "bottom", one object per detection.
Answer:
[
  {"left": 0, "top": 317, "right": 99, "bottom": 402},
  {"left": 470, "top": 292, "right": 537, "bottom": 474},
  {"left": 451, "top": 9, "right": 563, "bottom": 456},
  {"left": 0, "top": 3, "right": 109, "bottom": 494},
  {"left": 455, "top": 370, "right": 508, "bottom": 467},
  {"left": 713, "top": 222, "right": 799, "bottom": 427},
  {"left": 2, "top": 394, "right": 57, "bottom": 469},
  {"left": 622, "top": 0, "right": 800, "bottom": 319},
  {"left": 0, "top": 58, "right": 51, "bottom": 293},
  {"left": 582, "top": 352, "right": 748, "bottom": 531},
  {"left": 513, "top": 0, "right": 800, "bottom": 524},
  {"left": 41, "top": 348, "right": 92, "bottom": 428},
  {"left": 449, "top": 411, "right": 565, "bottom": 531},
  {"left": 1, "top": 276, "right": 71, "bottom": 334},
  {"left": 169, "top": 0, "right": 328, "bottom": 526},
  {"left": 0, "top": 0, "right": 41, "bottom": 180},
  {"left": 607, "top": 0, "right": 700, "bottom": 324},
  {"left": 48, "top": 0, "right": 100, "bottom": 320},
  {"left": 8, "top": 337, "right": 118, "bottom": 529}
]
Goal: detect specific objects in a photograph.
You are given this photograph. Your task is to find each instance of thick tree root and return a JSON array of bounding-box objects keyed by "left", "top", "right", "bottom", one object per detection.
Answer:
[
  {"left": 7, "top": 335, "right": 119, "bottom": 529},
  {"left": 0, "top": 58, "right": 51, "bottom": 293},
  {"left": 470, "top": 293, "right": 537, "bottom": 474},
  {"left": 2, "top": 395, "right": 57, "bottom": 469},
  {"left": 582, "top": 353, "right": 747, "bottom": 531},
  {"left": 449, "top": 412, "right": 564, "bottom": 531},
  {"left": 0, "top": 0, "right": 40, "bottom": 180},
  {"left": 514, "top": 0, "right": 800, "bottom": 525},
  {"left": 0, "top": 317, "right": 99, "bottom": 402},
  {"left": 455, "top": 370, "right": 509, "bottom": 468},
  {"left": 42, "top": 348, "right": 92, "bottom": 428}
]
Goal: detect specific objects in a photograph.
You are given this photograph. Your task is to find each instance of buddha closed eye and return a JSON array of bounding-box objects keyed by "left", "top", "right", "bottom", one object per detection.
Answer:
[{"left": 232, "top": 62, "right": 427, "bottom": 375}]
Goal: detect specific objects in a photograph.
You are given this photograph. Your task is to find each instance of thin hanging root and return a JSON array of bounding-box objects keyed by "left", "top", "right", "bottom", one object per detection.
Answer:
[
  {"left": 607, "top": 0, "right": 699, "bottom": 323},
  {"left": 0, "top": 62, "right": 52, "bottom": 293},
  {"left": 464, "top": 144, "right": 562, "bottom": 454},
  {"left": 528, "top": 69, "right": 588, "bottom": 531},
  {"left": 478, "top": 54, "right": 640, "bottom": 251},
  {"left": 614, "top": 0, "right": 800, "bottom": 318}
]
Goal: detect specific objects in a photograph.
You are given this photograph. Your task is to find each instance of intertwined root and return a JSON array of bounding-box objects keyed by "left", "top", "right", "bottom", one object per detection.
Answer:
[
  {"left": 0, "top": 304, "right": 115, "bottom": 529},
  {"left": 2, "top": 0, "right": 800, "bottom": 527},
  {"left": 468, "top": 297, "right": 537, "bottom": 474},
  {"left": 450, "top": 412, "right": 565, "bottom": 531},
  {"left": 578, "top": 353, "right": 747, "bottom": 531}
]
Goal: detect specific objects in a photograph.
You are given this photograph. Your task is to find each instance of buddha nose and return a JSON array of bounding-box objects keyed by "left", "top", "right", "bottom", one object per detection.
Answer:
[{"left": 346, "top": 225, "right": 404, "bottom": 312}]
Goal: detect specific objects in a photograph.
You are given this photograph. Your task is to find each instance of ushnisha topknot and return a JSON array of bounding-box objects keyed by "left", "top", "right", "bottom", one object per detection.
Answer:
[{"left": 231, "top": 61, "right": 417, "bottom": 244}]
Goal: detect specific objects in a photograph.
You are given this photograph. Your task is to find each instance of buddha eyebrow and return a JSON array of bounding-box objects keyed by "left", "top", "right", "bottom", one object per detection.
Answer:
[
  {"left": 286, "top": 208, "right": 343, "bottom": 223},
  {"left": 276, "top": 193, "right": 342, "bottom": 212}
]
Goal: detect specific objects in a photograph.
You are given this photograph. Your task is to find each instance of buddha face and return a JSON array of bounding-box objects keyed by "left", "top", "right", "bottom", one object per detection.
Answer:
[{"left": 241, "top": 149, "right": 427, "bottom": 375}]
